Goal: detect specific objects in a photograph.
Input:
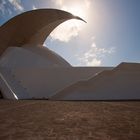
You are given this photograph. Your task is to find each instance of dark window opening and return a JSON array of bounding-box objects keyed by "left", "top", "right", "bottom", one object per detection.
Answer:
[{"left": 0, "top": 90, "right": 3, "bottom": 99}]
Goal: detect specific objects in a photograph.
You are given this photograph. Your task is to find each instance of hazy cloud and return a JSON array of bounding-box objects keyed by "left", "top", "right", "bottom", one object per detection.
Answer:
[
  {"left": 0, "top": 0, "right": 24, "bottom": 16},
  {"left": 77, "top": 38, "right": 115, "bottom": 66},
  {"left": 50, "top": 21, "right": 80, "bottom": 42},
  {"left": 50, "top": 0, "right": 91, "bottom": 42},
  {"left": 8, "top": 0, "right": 24, "bottom": 11},
  {"left": 86, "top": 58, "right": 101, "bottom": 66},
  {"left": 32, "top": 5, "right": 37, "bottom": 10},
  {"left": 0, "top": 1, "right": 7, "bottom": 15}
]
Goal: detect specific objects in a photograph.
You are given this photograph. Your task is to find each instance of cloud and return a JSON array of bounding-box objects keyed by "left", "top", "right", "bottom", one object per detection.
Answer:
[
  {"left": 0, "top": 0, "right": 24, "bottom": 16},
  {"left": 0, "top": 1, "right": 7, "bottom": 15},
  {"left": 8, "top": 0, "right": 24, "bottom": 11},
  {"left": 50, "top": 20, "right": 80, "bottom": 42},
  {"left": 76, "top": 37, "right": 115, "bottom": 66},
  {"left": 50, "top": 0, "right": 91, "bottom": 42},
  {"left": 32, "top": 5, "right": 37, "bottom": 10},
  {"left": 86, "top": 58, "right": 101, "bottom": 66},
  {"left": 55, "top": 0, "right": 63, "bottom": 6}
]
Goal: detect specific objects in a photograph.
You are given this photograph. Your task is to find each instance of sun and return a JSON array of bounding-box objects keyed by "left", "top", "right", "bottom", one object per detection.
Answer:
[
  {"left": 61, "top": 3, "right": 88, "bottom": 21},
  {"left": 60, "top": 3, "right": 89, "bottom": 30},
  {"left": 72, "top": 7, "right": 85, "bottom": 17},
  {"left": 50, "top": 1, "right": 90, "bottom": 41}
]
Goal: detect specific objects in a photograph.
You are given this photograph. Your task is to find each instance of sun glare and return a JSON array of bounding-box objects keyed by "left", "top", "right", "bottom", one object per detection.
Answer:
[
  {"left": 65, "top": 6, "right": 86, "bottom": 19},
  {"left": 50, "top": 1, "right": 90, "bottom": 41},
  {"left": 62, "top": 2, "right": 88, "bottom": 21}
]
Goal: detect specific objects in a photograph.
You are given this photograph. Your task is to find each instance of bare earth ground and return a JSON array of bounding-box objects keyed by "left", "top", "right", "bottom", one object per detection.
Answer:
[{"left": 0, "top": 100, "right": 140, "bottom": 140}]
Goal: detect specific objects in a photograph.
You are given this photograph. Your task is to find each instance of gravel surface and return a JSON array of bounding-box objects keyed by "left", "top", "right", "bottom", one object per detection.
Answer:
[{"left": 0, "top": 100, "right": 140, "bottom": 140}]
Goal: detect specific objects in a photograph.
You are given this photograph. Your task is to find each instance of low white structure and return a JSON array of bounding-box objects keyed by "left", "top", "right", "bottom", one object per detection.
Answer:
[
  {"left": 52, "top": 63, "right": 140, "bottom": 100},
  {"left": 0, "top": 9, "right": 140, "bottom": 100},
  {"left": 0, "top": 45, "right": 112, "bottom": 99}
]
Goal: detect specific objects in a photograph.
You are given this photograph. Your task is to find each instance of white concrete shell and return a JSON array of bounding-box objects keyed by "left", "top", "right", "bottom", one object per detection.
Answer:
[
  {"left": 0, "top": 9, "right": 85, "bottom": 55},
  {"left": 51, "top": 63, "right": 140, "bottom": 100},
  {"left": 0, "top": 9, "right": 140, "bottom": 100},
  {"left": 0, "top": 45, "right": 112, "bottom": 99}
]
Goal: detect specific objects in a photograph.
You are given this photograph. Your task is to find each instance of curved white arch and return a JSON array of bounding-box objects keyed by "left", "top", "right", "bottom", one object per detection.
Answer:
[{"left": 0, "top": 9, "right": 86, "bottom": 55}]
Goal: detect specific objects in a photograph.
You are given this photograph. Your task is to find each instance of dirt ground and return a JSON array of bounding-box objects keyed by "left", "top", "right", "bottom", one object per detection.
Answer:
[{"left": 0, "top": 100, "right": 139, "bottom": 140}]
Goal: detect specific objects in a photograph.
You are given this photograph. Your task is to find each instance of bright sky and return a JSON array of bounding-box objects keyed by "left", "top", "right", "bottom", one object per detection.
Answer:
[{"left": 0, "top": 0, "right": 140, "bottom": 66}]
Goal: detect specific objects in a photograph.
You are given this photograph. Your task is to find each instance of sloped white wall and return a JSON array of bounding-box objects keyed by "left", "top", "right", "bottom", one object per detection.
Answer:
[
  {"left": 0, "top": 46, "right": 70, "bottom": 68},
  {"left": 0, "top": 68, "right": 30, "bottom": 99},
  {"left": 0, "top": 46, "right": 112, "bottom": 99},
  {"left": 11, "top": 67, "right": 111, "bottom": 99},
  {"left": 52, "top": 63, "right": 140, "bottom": 100}
]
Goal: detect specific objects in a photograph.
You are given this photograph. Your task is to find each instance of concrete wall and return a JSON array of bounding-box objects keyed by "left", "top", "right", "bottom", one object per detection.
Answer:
[
  {"left": 0, "top": 46, "right": 70, "bottom": 68},
  {"left": 0, "top": 46, "right": 112, "bottom": 99},
  {"left": 4, "top": 45, "right": 139, "bottom": 100},
  {"left": 11, "top": 67, "right": 111, "bottom": 99},
  {"left": 1, "top": 45, "right": 139, "bottom": 100},
  {"left": 0, "top": 68, "right": 30, "bottom": 99},
  {"left": 51, "top": 63, "right": 140, "bottom": 100}
]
